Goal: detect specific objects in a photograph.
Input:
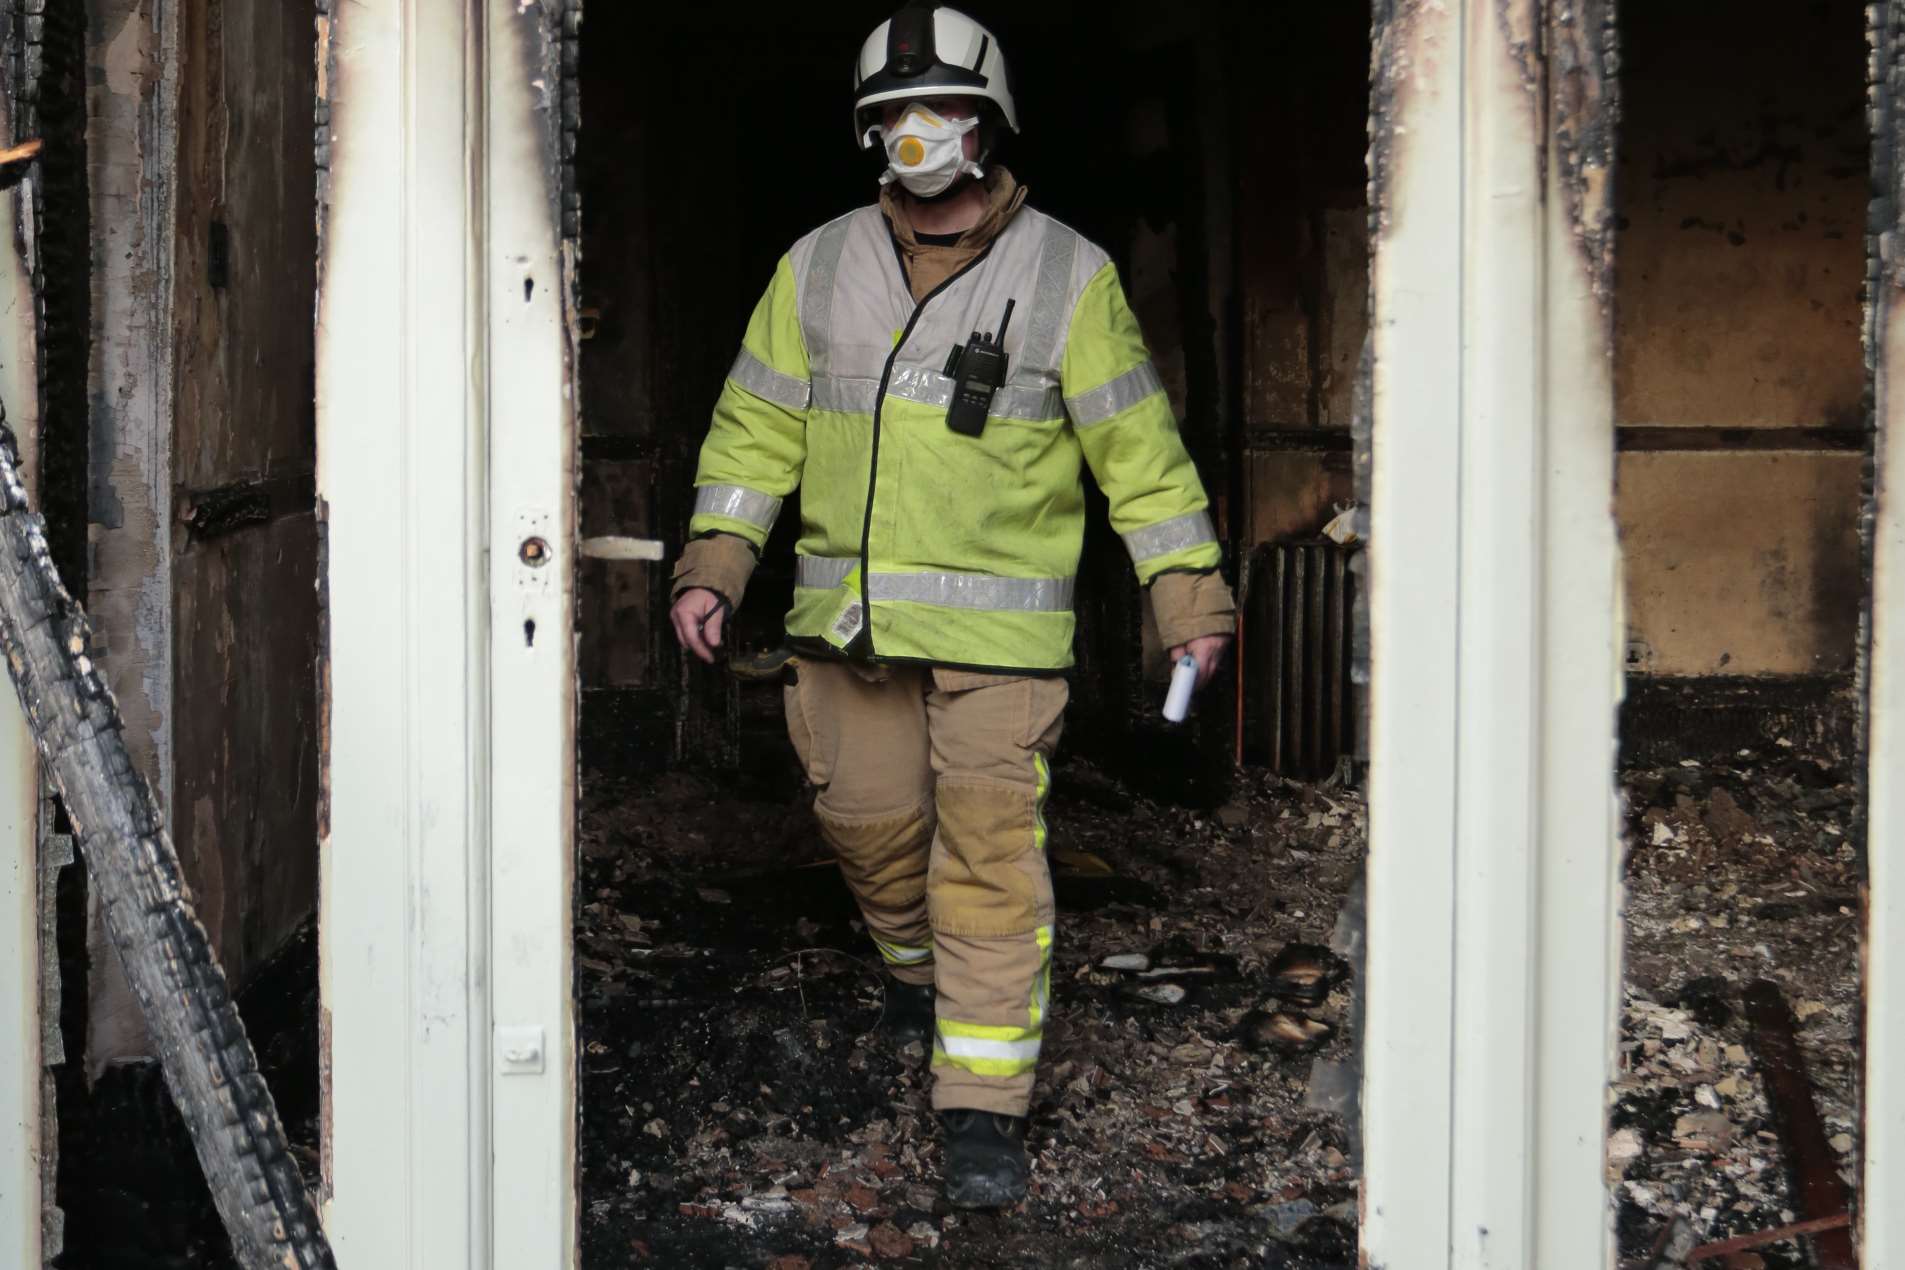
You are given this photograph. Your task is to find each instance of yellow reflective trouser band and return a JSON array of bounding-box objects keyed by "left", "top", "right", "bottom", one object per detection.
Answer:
[
  {"left": 872, "top": 936, "right": 931, "bottom": 966},
  {"left": 1033, "top": 753, "right": 1051, "bottom": 855},
  {"left": 933, "top": 1018, "right": 1042, "bottom": 1079},
  {"left": 1030, "top": 925, "right": 1053, "bottom": 1031}
]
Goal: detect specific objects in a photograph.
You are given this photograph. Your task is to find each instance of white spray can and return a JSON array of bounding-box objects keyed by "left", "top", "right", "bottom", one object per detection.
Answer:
[{"left": 1162, "top": 653, "right": 1199, "bottom": 723}]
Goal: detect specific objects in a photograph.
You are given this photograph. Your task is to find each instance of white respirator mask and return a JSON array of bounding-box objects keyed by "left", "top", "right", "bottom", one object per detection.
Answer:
[{"left": 877, "top": 102, "right": 985, "bottom": 198}]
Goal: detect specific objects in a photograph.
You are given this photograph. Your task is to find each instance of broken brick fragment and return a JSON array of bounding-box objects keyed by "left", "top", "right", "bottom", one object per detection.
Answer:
[{"left": 867, "top": 1221, "right": 915, "bottom": 1259}]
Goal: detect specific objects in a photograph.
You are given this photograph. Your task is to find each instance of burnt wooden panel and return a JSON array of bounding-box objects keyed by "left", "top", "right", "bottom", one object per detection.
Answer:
[
  {"left": 1235, "top": 5, "right": 1370, "bottom": 435},
  {"left": 169, "top": 0, "right": 320, "bottom": 988},
  {"left": 169, "top": 509, "right": 322, "bottom": 1080}
]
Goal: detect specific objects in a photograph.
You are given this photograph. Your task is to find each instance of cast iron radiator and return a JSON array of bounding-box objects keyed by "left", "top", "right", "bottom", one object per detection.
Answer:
[{"left": 1241, "top": 541, "right": 1359, "bottom": 778}]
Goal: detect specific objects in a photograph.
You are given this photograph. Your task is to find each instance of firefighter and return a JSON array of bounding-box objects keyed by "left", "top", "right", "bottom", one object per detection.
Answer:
[{"left": 668, "top": 2, "right": 1234, "bottom": 1208}]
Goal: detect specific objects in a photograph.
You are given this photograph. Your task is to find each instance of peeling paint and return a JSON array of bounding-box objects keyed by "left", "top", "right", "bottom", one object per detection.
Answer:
[
  {"left": 1366, "top": 0, "right": 1431, "bottom": 239},
  {"left": 102, "top": 9, "right": 146, "bottom": 96},
  {"left": 1493, "top": 0, "right": 1541, "bottom": 103},
  {"left": 1547, "top": 0, "right": 1621, "bottom": 318}
]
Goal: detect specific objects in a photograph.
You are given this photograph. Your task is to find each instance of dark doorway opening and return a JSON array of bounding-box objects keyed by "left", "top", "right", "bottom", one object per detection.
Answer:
[{"left": 573, "top": 4, "right": 1372, "bottom": 1265}]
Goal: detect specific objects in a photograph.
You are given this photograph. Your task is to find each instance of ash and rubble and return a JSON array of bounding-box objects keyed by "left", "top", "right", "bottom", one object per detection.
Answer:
[
  {"left": 575, "top": 730, "right": 1862, "bottom": 1268},
  {"left": 1613, "top": 742, "right": 1862, "bottom": 1268},
  {"left": 577, "top": 749, "right": 1366, "bottom": 1269}
]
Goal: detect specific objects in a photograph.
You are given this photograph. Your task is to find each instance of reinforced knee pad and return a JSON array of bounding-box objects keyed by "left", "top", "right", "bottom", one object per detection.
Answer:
[
  {"left": 928, "top": 779, "right": 1054, "bottom": 938},
  {"left": 816, "top": 800, "right": 934, "bottom": 913}
]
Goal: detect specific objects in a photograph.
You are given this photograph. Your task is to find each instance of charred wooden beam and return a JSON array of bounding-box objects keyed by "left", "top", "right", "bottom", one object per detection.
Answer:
[
  {"left": 1740, "top": 979, "right": 1857, "bottom": 1270},
  {"left": 1688, "top": 1213, "right": 1855, "bottom": 1265},
  {"left": 1241, "top": 428, "right": 1356, "bottom": 453},
  {"left": 0, "top": 415, "right": 332, "bottom": 1268},
  {"left": 1616, "top": 426, "right": 1868, "bottom": 453}
]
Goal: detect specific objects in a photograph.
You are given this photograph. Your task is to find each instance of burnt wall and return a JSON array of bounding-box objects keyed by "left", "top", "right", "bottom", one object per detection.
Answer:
[
  {"left": 1234, "top": 5, "right": 1368, "bottom": 551},
  {"left": 1615, "top": 0, "right": 1867, "bottom": 677},
  {"left": 167, "top": 0, "right": 320, "bottom": 991}
]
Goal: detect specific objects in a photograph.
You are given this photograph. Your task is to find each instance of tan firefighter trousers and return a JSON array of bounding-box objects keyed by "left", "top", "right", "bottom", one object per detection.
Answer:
[{"left": 784, "top": 659, "right": 1066, "bottom": 1117}]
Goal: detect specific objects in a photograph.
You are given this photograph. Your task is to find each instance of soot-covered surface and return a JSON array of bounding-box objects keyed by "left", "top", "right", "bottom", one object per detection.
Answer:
[
  {"left": 1612, "top": 743, "right": 1863, "bottom": 1266},
  {"left": 577, "top": 754, "right": 1368, "bottom": 1269}
]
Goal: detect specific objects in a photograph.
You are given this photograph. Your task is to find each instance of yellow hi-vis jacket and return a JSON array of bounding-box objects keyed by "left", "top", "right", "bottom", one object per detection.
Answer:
[{"left": 688, "top": 204, "right": 1221, "bottom": 673}]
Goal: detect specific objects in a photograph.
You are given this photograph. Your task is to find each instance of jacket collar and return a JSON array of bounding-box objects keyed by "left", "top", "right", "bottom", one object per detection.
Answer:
[{"left": 880, "top": 166, "right": 1028, "bottom": 257}]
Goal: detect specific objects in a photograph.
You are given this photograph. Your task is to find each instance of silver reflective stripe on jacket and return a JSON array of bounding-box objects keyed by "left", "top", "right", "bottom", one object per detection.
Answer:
[
  {"left": 885, "top": 365, "right": 1064, "bottom": 422},
  {"left": 728, "top": 347, "right": 810, "bottom": 411},
  {"left": 871, "top": 571, "right": 1074, "bottom": 612},
  {"left": 796, "top": 555, "right": 857, "bottom": 590},
  {"left": 798, "top": 214, "right": 855, "bottom": 377},
  {"left": 1122, "top": 509, "right": 1216, "bottom": 565},
  {"left": 694, "top": 483, "right": 783, "bottom": 532},
  {"left": 1067, "top": 360, "right": 1164, "bottom": 427},
  {"left": 797, "top": 556, "right": 1074, "bottom": 612},
  {"left": 792, "top": 206, "right": 1102, "bottom": 421},
  {"left": 1014, "top": 223, "right": 1080, "bottom": 377},
  {"left": 810, "top": 376, "right": 879, "bottom": 414}
]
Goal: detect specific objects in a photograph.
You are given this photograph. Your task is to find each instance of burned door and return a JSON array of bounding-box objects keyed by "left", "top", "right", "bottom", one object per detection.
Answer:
[
  {"left": 169, "top": 0, "right": 322, "bottom": 1062},
  {"left": 317, "top": 0, "right": 579, "bottom": 1265}
]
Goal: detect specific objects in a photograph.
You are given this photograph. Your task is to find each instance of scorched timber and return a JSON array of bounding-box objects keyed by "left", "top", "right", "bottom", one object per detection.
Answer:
[{"left": 0, "top": 417, "right": 333, "bottom": 1270}]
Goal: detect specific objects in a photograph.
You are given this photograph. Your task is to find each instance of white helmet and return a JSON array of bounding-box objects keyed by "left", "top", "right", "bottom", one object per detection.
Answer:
[{"left": 852, "top": 4, "right": 1019, "bottom": 150}]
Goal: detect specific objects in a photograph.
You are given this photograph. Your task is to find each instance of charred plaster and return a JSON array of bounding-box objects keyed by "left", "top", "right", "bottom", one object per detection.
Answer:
[
  {"left": 1615, "top": 0, "right": 1866, "bottom": 679},
  {"left": 1616, "top": 1, "right": 1866, "bottom": 429}
]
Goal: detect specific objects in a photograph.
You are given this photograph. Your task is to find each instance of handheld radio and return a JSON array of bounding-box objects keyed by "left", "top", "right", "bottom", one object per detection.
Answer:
[{"left": 943, "top": 298, "right": 1016, "bottom": 437}]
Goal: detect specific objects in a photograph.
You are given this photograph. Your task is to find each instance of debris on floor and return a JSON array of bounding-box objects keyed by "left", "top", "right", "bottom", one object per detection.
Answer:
[
  {"left": 577, "top": 737, "right": 1864, "bottom": 1267},
  {"left": 1613, "top": 745, "right": 1862, "bottom": 1269},
  {"left": 577, "top": 756, "right": 1367, "bottom": 1268}
]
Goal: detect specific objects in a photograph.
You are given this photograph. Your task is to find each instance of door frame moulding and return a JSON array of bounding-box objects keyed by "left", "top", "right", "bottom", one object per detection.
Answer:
[
  {"left": 316, "top": 0, "right": 578, "bottom": 1264},
  {"left": 1863, "top": 4, "right": 1905, "bottom": 1261},
  {"left": 1361, "top": 2, "right": 1624, "bottom": 1266}
]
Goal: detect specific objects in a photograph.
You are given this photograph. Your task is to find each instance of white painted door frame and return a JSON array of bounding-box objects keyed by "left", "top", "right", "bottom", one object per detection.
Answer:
[
  {"left": 1863, "top": 5, "right": 1905, "bottom": 1261},
  {"left": 1362, "top": 3, "right": 1624, "bottom": 1266},
  {"left": 317, "top": 0, "right": 577, "bottom": 1264}
]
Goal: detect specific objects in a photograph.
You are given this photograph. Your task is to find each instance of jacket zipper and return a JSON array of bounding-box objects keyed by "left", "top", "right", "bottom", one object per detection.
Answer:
[{"left": 857, "top": 237, "right": 999, "bottom": 656}]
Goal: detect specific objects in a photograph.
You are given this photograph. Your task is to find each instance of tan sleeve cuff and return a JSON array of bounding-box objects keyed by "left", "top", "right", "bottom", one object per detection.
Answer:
[
  {"left": 670, "top": 532, "right": 759, "bottom": 609},
  {"left": 1149, "top": 569, "right": 1237, "bottom": 651}
]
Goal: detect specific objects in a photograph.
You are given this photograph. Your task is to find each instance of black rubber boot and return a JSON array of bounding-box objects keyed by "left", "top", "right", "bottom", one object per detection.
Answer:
[
  {"left": 880, "top": 977, "right": 936, "bottom": 1047},
  {"left": 941, "top": 1110, "right": 1029, "bottom": 1209}
]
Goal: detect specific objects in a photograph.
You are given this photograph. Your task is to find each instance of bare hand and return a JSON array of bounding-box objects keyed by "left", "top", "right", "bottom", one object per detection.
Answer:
[
  {"left": 670, "top": 588, "right": 728, "bottom": 665},
  {"left": 1168, "top": 633, "right": 1232, "bottom": 689}
]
